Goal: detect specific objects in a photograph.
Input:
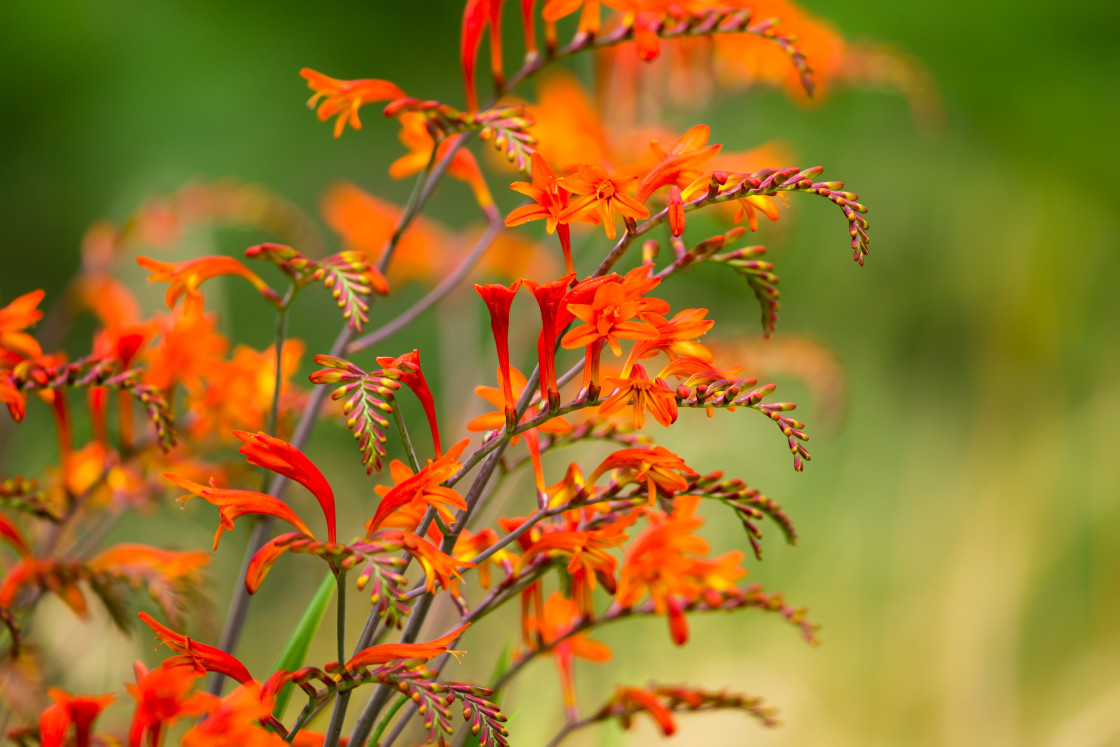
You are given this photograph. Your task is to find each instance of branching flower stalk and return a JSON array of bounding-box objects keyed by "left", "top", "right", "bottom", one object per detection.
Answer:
[{"left": 0, "top": 3, "right": 915, "bottom": 746}]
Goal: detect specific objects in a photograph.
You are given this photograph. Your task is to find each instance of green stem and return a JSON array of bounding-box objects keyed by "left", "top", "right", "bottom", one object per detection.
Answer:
[
  {"left": 369, "top": 695, "right": 411, "bottom": 747},
  {"left": 390, "top": 398, "right": 421, "bottom": 473}
]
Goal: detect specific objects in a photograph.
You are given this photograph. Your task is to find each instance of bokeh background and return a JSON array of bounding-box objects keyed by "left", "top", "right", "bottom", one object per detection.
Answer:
[{"left": 2, "top": 1, "right": 1119, "bottom": 745}]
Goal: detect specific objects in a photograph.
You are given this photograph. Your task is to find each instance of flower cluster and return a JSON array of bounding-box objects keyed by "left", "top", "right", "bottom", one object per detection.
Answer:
[{"left": 0, "top": 2, "right": 918, "bottom": 746}]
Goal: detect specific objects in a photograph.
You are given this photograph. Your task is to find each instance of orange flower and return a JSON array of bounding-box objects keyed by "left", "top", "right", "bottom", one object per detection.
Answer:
[
  {"left": 561, "top": 267, "right": 669, "bottom": 392},
  {"left": 165, "top": 475, "right": 315, "bottom": 550},
  {"left": 625, "top": 307, "right": 714, "bottom": 371},
  {"left": 141, "top": 306, "right": 229, "bottom": 395},
  {"left": 390, "top": 112, "right": 493, "bottom": 208},
  {"left": 38, "top": 688, "right": 114, "bottom": 747},
  {"left": 517, "top": 516, "right": 634, "bottom": 612},
  {"left": 299, "top": 69, "right": 405, "bottom": 138},
  {"left": 367, "top": 439, "right": 470, "bottom": 533},
  {"left": 139, "top": 612, "right": 254, "bottom": 684},
  {"left": 127, "top": 661, "right": 212, "bottom": 747},
  {"left": 558, "top": 164, "right": 649, "bottom": 240},
  {"left": 180, "top": 681, "right": 285, "bottom": 747},
  {"left": 453, "top": 528, "right": 517, "bottom": 588},
  {"left": 0, "top": 289, "right": 45, "bottom": 360},
  {"left": 598, "top": 364, "right": 679, "bottom": 429},
  {"left": 467, "top": 366, "right": 572, "bottom": 443},
  {"left": 635, "top": 124, "right": 722, "bottom": 204},
  {"left": 527, "top": 593, "right": 612, "bottom": 718},
  {"left": 377, "top": 530, "right": 474, "bottom": 593},
  {"left": 610, "top": 687, "right": 678, "bottom": 736},
  {"left": 345, "top": 622, "right": 470, "bottom": 670},
  {"left": 615, "top": 496, "right": 745, "bottom": 644},
  {"left": 587, "top": 444, "right": 696, "bottom": 504},
  {"left": 505, "top": 153, "right": 576, "bottom": 273},
  {"left": 376, "top": 350, "right": 442, "bottom": 456},
  {"left": 136, "top": 255, "right": 279, "bottom": 313},
  {"left": 234, "top": 431, "right": 336, "bottom": 544}
]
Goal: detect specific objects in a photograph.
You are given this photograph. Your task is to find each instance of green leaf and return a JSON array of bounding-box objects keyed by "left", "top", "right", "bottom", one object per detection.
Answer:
[{"left": 270, "top": 571, "right": 336, "bottom": 719}]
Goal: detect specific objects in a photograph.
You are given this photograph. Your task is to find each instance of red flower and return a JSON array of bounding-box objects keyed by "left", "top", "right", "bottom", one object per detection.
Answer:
[
  {"left": 234, "top": 430, "right": 336, "bottom": 544},
  {"left": 524, "top": 273, "right": 577, "bottom": 411},
  {"left": 136, "top": 255, "right": 280, "bottom": 313},
  {"left": 377, "top": 350, "right": 443, "bottom": 456},
  {"left": 127, "top": 661, "right": 212, "bottom": 747},
  {"left": 139, "top": 612, "right": 254, "bottom": 684},
  {"left": 475, "top": 280, "right": 522, "bottom": 429},
  {"left": 39, "top": 689, "right": 115, "bottom": 747},
  {"left": 505, "top": 153, "right": 576, "bottom": 274},
  {"left": 558, "top": 164, "right": 649, "bottom": 241},
  {"left": 367, "top": 439, "right": 470, "bottom": 533},
  {"left": 345, "top": 622, "right": 470, "bottom": 670},
  {"left": 598, "top": 364, "right": 679, "bottom": 429}
]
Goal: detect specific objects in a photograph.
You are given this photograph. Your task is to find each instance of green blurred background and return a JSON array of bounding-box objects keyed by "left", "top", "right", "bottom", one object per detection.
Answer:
[{"left": 2, "top": 1, "right": 1120, "bottom": 745}]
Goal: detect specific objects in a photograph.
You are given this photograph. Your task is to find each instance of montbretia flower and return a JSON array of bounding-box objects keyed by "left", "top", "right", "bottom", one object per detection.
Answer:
[
  {"left": 38, "top": 689, "right": 115, "bottom": 747},
  {"left": 390, "top": 112, "right": 493, "bottom": 209},
  {"left": 505, "top": 153, "right": 576, "bottom": 273},
  {"left": 345, "top": 622, "right": 470, "bottom": 671},
  {"left": 616, "top": 496, "right": 745, "bottom": 644},
  {"left": 528, "top": 593, "right": 612, "bottom": 719},
  {"left": 635, "top": 125, "right": 722, "bottom": 227},
  {"left": 136, "top": 255, "right": 279, "bottom": 313},
  {"left": 166, "top": 475, "right": 315, "bottom": 551},
  {"left": 180, "top": 681, "right": 285, "bottom": 747},
  {"left": 139, "top": 613, "right": 254, "bottom": 684},
  {"left": 525, "top": 273, "right": 577, "bottom": 411},
  {"left": 598, "top": 364, "right": 679, "bottom": 429},
  {"left": 558, "top": 164, "right": 649, "bottom": 240},
  {"left": 474, "top": 280, "right": 522, "bottom": 429},
  {"left": 625, "top": 307, "right": 715, "bottom": 371},
  {"left": 127, "top": 661, "right": 212, "bottom": 747},
  {"left": 234, "top": 430, "right": 336, "bottom": 544},
  {"left": 560, "top": 266, "right": 668, "bottom": 393},
  {"left": 367, "top": 439, "right": 470, "bottom": 533},
  {"left": 299, "top": 69, "right": 405, "bottom": 138},
  {"left": 588, "top": 444, "right": 697, "bottom": 505},
  {"left": 377, "top": 350, "right": 443, "bottom": 456},
  {"left": 0, "top": 289, "right": 45, "bottom": 360},
  {"left": 376, "top": 530, "right": 474, "bottom": 593}
]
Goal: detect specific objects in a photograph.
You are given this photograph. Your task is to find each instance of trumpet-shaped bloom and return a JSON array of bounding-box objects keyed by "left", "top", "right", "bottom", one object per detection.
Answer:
[
  {"left": 345, "top": 622, "right": 470, "bottom": 670},
  {"left": 39, "top": 689, "right": 115, "bottom": 747},
  {"left": 367, "top": 439, "right": 470, "bottom": 533},
  {"left": 377, "top": 530, "right": 474, "bottom": 593},
  {"left": 625, "top": 308, "right": 715, "bottom": 372},
  {"left": 180, "top": 681, "right": 285, "bottom": 747},
  {"left": 558, "top": 165, "right": 649, "bottom": 240},
  {"left": 234, "top": 431, "right": 336, "bottom": 544},
  {"left": 524, "top": 273, "right": 577, "bottom": 410},
  {"left": 598, "top": 364, "right": 679, "bottom": 429},
  {"left": 588, "top": 444, "right": 697, "bottom": 504},
  {"left": 616, "top": 496, "right": 745, "bottom": 644},
  {"left": 376, "top": 350, "right": 443, "bottom": 456},
  {"left": 299, "top": 69, "right": 405, "bottom": 138},
  {"left": 505, "top": 153, "right": 577, "bottom": 273},
  {"left": 467, "top": 366, "right": 572, "bottom": 444},
  {"left": 127, "top": 661, "right": 212, "bottom": 747},
  {"left": 139, "top": 613, "right": 253, "bottom": 684},
  {"left": 475, "top": 280, "right": 522, "bottom": 428},
  {"left": 165, "top": 475, "right": 314, "bottom": 550},
  {"left": 0, "top": 289, "right": 45, "bottom": 360},
  {"left": 136, "top": 256, "right": 279, "bottom": 312}
]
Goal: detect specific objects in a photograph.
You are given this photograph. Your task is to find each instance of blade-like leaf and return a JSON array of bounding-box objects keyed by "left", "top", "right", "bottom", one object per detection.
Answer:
[{"left": 270, "top": 570, "right": 336, "bottom": 719}]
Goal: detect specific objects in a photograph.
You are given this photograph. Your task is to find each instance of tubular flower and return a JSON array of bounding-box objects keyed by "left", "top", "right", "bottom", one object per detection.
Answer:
[
  {"left": 141, "top": 305, "right": 229, "bottom": 395},
  {"left": 598, "top": 364, "right": 679, "bottom": 429},
  {"left": 139, "top": 613, "right": 254, "bottom": 684},
  {"left": 517, "top": 516, "right": 634, "bottom": 611},
  {"left": 390, "top": 112, "right": 493, "bottom": 209},
  {"left": 376, "top": 350, "right": 443, "bottom": 456},
  {"left": 233, "top": 431, "right": 336, "bottom": 544},
  {"left": 377, "top": 530, "right": 474, "bottom": 593},
  {"left": 299, "top": 69, "right": 405, "bottom": 138},
  {"left": 136, "top": 255, "right": 280, "bottom": 313},
  {"left": 127, "top": 661, "right": 212, "bottom": 747},
  {"left": 453, "top": 528, "right": 517, "bottom": 588},
  {"left": 609, "top": 687, "right": 679, "bottom": 736},
  {"left": 345, "top": 622, "right": 470, "bottom": 670},
  {"left": 625, "top": 307, "right": 715, "bottom": 372},
  {"left": 475, "top": 280, "right": 522, "bottom": 429},
  {"left": 467, "top": 366, "right": 572, "bottom": 444},
  {"left": 635, "top": 125, "right": 722, "bottom": 206},
  {"left": 616, "top": 496, "right": 745, "bottom": 644},
  {"left": 524, "top": 273, "right": 577, "bottom": 411},
  {"left": 542, "top": 0, "right": 601, "bottom": 35},
  {"left": 558, "top": 165, "right": 649, "bottom": 240},
  {"left": 560, "top": 266, "right": 669, "bottom": 393},
  {"left": 39, "top": 689, "right": 115, "bottom": 747},
  {"left": 180, "top": 681, "right": 286, "bottom": 747},
  {"left": 588, "top": 444, "right": 697, "bottom": 505},
  {"left": 505, "top": 153, "right": 576, "bottom": 273},
  {"left": 459, "top": 0, "right": 535, "bottom": 111},
  {"left": 527, "top": 593, "right": 612, "bottom": 719},
  {"left": 367, "top": 439, "right": 470, "bottom": 533},
  {"left": 0, "top": 289, "right": 45, "bottom": 360},
  {"left": 165, "top": 474, "right": 315, "bottom": 550}
]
